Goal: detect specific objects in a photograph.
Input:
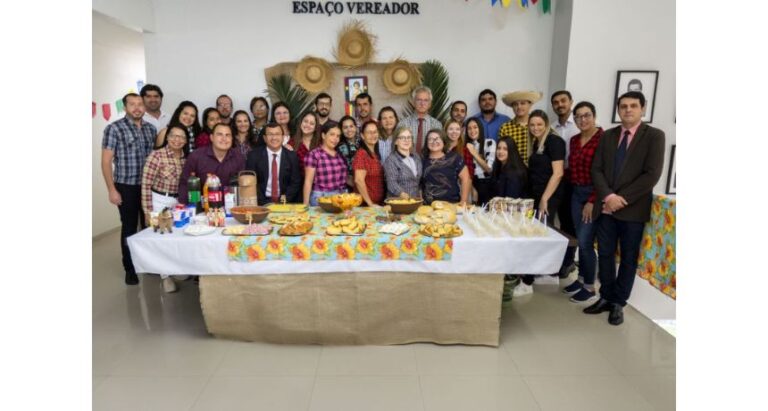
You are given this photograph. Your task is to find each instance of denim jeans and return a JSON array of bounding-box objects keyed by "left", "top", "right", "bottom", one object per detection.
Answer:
[
  {"left": 571, "top": 185, "right": 598, "bottom": 285},
  {"left": 596, "top": 214, "right": 645, "bottom": 306},
  {"left": 309, "top": 189, "right": 346, "bottom": 206}
]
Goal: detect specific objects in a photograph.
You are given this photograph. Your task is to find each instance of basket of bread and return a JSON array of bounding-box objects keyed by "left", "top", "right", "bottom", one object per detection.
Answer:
[
  {"left": 414, "top": 201, "right": 458, "bottom": 225},
  {"left": 317, "top": 193, "right": 363, "bottom": 213}
]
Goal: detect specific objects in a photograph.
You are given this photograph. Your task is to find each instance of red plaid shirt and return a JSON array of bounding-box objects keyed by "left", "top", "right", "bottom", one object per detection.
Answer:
[
  {"left": 568, "top": 127, "right": 603, "bottom": 203},
  {"left": 352, "top": 148, "right": 385, "bottom": 205},
  {"left": 461, "top": 146, "right": 476, "bottom": 177}
]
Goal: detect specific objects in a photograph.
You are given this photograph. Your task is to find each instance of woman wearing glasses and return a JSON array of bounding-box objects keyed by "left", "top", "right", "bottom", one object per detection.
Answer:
[
  {"left": 421, "top": 129, "right": 471, "bottom": 205},
  {"left": 383, "top": 127, "right": 423, "bottom": 199}
]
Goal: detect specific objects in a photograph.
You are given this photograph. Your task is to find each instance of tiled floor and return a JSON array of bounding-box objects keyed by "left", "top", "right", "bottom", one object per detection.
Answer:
[{"left": 93, "top": 230, "right": 676, "bottom": 411}]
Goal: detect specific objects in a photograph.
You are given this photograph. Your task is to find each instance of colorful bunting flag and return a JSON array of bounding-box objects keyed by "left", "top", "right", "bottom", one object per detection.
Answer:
[
  {"left": 115, "top": 99, "right": 125, "bottom": 115},
  {"left": 92, "top": 102, "right": 96, "bottom": 118},
  {"left": 102, "top": 104, "right": 111, "bottom": 121}
]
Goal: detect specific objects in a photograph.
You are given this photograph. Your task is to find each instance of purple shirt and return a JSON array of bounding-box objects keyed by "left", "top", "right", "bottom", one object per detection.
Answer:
[
  {"left": 178, "top": 145, "right": 245, "bottom": 204},
  {"left": 305, "top": 147, "right": 348, "bottom": 192}
]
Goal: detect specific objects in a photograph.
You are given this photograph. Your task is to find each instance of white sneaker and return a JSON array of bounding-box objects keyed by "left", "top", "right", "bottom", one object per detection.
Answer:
[
  {"left": 162, "top": 277, "right": 178, "bottom": 293},
  {"left": 512, "top": 282, "right": 534, "bottom": 297}
]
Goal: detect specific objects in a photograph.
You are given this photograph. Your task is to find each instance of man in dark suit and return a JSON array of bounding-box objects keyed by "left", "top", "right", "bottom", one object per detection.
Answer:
[
  {"left": 245, "top": 122, "right": 302, "bottom": 204},
  {"left": 583, "top": 91, "right": 665, "bottom": 325}
]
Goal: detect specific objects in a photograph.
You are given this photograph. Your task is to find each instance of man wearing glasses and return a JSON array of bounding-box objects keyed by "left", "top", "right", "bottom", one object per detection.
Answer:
[{"left": 397, "top": 86, "right": 443, "bottom": 155}]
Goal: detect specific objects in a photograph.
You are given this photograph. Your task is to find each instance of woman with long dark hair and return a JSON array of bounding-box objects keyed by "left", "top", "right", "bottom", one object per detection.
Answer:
[
  {"left": 194, "top": 107, "right": 221, "bottom": 149},
  {"left": 421, "top": 129, "right": 471, "bottom": 205},
  {"left": 289, "top": 111, "right": 320, "bottom": 179},
  {"left": 154, "top": 101, "right": 201, "bottom": 153},
  {"left": 377, "top": 106, "right": 399, "bottom": 162},
  {"left": 353, "top": 120, "right": 385, "bottom": 206},
  {"left": 231, "top": 110, "right": 254, "bottom": 157},
  {"left": 464, "top": 117, "right": 493, "bottom": 205},
  {"left": 491, "top": 138, "right": 527, "bottom": 198},
  {"left": 270, "top": 102, "right": 292, "bottom": 146},
  {"left": 337, "top": 115, "right": 360, "bottom": 191},
  {"left": 303, "top": 122, "right": 348, "bottom": 206}
]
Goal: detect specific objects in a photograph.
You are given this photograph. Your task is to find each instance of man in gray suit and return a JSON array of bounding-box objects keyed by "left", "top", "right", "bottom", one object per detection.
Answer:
[{"left": 583, "top": 91, "right": 665, "bottom": 325}]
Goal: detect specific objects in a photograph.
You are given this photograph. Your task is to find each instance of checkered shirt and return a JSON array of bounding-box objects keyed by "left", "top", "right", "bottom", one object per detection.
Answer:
[
  {"left": 498, "top": 121, "right": 530, "bottom": 165},
  {"left": 568, "top": 128, "right": 603, "bottom": 203},
  {"left": 352, "top": 148, "right": 385, "bottom": 204},
  {"left": 305, "top": 147, "right": 348, "bottom": 192},
  {"left": 140, "top": 147, "right": 186, "bottom": 214},
  {"left": 102, "top": 117, "right": 156, "bottom": 185},
  {"left": 383, "top": 151, "right": 423, "bottom": 199},
  {"left": 397, "top": 115, "right": 444, "bottom": 149}
]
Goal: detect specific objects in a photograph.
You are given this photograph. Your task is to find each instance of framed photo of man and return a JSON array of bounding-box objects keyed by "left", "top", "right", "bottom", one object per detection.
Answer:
[{"left": 611, "top": 70, "right": 659, "bottom": 123}]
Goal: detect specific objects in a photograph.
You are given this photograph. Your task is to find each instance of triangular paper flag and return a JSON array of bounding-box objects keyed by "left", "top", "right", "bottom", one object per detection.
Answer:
[
  {"left": 102, "top": 104, "right": 112, "bottom": 121},
  {"left": 92, "top": 102, "right": 96, "bottom": 118},
  {"left": 115, "top": 99, "right": 125, "bottom": 114}
]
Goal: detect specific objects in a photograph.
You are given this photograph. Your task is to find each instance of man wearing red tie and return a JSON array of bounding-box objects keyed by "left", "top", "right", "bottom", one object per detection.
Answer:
[
  {"left": 397, "top": 86, "right": 444, "bottom": 155},
  {"left": 245, "top": 123, "right": 302, "bottom": 205},
  {"left": 583, "top": 91, "right": 665, "bottom": 325}
]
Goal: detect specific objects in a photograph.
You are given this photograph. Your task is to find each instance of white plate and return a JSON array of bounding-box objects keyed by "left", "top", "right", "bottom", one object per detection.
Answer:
[{"left": 184, "top": 225, "right": 217, "bottom": 236}]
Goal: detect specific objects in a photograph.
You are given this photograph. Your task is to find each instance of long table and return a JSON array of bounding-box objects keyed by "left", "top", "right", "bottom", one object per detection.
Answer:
[{"left": 127, "top": 211, "right": 568, "bottom": 346}]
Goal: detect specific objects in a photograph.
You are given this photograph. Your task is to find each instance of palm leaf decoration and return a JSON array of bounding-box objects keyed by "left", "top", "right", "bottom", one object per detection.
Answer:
[
  {"left": 402, "top": 60, "right": 450, "bottom": 123},
  {"left": 265, "top": 73, "right": 314, "bottom": 133}
]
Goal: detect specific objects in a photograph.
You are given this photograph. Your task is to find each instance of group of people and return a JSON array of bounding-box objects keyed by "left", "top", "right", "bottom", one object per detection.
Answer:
[{"left": 102, "top": 82, "right": 665, "bottom": 326}]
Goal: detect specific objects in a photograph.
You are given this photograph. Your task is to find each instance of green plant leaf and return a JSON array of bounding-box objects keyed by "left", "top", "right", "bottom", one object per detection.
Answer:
[
  {"left": 265, "top": 74, "right": 314, "bottom": 133},
  {"left": 402, "top": 60, "right": 450, "bottom": 123}
]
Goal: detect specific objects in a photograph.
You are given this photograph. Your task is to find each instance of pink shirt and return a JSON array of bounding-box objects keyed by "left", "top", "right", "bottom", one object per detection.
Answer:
[{"left": 619, "top": 123, "right": 641, "bottom": 147}]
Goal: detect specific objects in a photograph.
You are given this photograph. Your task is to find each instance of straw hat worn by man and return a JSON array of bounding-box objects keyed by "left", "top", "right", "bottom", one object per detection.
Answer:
[{"left": 498, "top": 90, "right": 543, "bottom": 165}]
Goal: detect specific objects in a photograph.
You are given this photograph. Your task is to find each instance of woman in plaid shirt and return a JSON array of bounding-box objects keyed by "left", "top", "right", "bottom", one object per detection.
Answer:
[
  {"left": 140, "top": 124, "right": 188, "bottom": 293},
  {"left": 303, "top": 122, "right": 348, "bottom": 206},
  {"left": 562, "top": 101, "right": 605, "bottom": 302}
]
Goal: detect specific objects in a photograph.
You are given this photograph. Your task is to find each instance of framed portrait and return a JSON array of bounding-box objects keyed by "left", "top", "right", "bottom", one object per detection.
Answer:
[
  {"left": 612, "top": 70, "right": 659, "bottom": 123},
  {"left": 666, "top": 144, "right": 676, "bottom": 194},
  {"left": 344, "top": 76, "right": 368, "bottom": 103}
]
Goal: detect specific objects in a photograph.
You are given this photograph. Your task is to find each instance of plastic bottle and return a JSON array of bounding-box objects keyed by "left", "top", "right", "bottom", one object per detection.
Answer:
[
  {"left": 207, "top": 173, "right": 223, "bottom": 210},
  {"left": 187, "top": 172, "right": 202, "bottom": 213}
]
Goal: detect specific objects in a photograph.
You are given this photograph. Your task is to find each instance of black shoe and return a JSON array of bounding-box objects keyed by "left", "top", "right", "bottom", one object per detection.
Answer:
[
  {"left": 125, "top": 271, "right": 139, "bottom": 285},
  {"left": 583, "top": 298, "right": 611, "bottom": 314},
  {"left": 608, "top": 304, "right": 624, "bottom": 326}
]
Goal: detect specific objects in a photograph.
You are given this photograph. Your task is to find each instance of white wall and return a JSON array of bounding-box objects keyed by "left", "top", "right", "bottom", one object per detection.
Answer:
[
  {"left": 144, "top": 0, "right": 556, "bottom": 120},
  {"left": 92, "top": 11, "right": 147, "bottom": 237},
  {"left": 92, "top": 0, "right": 155, "bottom": 32},
  {"left": 563, "top": 0, "right": 676, "bottom": 194}
]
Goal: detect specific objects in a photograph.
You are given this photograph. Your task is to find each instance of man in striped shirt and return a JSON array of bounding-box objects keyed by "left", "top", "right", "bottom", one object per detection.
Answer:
[{"left": 101, "top": 93, "right": 156, "bottom": 285}]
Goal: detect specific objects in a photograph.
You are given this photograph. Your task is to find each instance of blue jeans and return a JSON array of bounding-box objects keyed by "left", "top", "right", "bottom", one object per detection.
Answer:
[
  {"left": 596, "top": 214, "right": 645, "bottom": 306},
  {"left": 571, "top": 185, "right": 598, "bottom": 285},
  {"left": 309, "top": 189, "right": 346, "bottom": 206}
]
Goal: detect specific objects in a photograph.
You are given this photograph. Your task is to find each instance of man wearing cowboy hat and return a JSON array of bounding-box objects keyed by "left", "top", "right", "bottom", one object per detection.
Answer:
[
  {"left": 498, "top": 90, "right": 543, "bottom": 164},
  {"left": 398, "top": 86, "right": 443, "bottom": 154}
]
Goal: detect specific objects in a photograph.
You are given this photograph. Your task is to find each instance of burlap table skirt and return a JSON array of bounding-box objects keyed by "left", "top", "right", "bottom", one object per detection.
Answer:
[{"left": 200, "top": 272, "right": 504, "bottom": 346}]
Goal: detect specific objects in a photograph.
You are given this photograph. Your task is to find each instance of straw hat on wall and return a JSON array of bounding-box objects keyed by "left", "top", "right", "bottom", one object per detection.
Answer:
[
  {"left": 501, "top": 90, "right": 543, "bottom": 107},
  {"left": 294, "top": 56, "right": 333, "bottom": 93},
  {"left": 382, "top": 59, "right": 420, "bottom": 95},
  {"left": 333, "top": 20, "right": 376, "bottom": 68}
]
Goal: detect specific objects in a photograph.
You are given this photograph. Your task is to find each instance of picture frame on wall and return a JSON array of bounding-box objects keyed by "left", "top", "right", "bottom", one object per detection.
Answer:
[
  {"left": 612, "top": 70, "right": 659, "bottom": 123},
  {"left": 344, "top": 75, "right": 368, "bottom": 116},
  {"left": 666, "top": 144, "right": 676, "bottom": 194}
]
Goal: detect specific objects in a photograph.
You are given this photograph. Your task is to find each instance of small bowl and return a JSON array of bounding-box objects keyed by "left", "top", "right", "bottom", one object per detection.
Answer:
[
  {"left": 230, "top": 206, "right": 270, "bottom": 224},
  {"left": 384, "top": 198, "right": 424, "bottom": 214}
]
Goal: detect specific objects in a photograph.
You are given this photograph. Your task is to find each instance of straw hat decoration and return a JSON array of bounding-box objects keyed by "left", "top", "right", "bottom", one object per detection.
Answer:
[
  {"left": 501, "top": 90, "right": 543, "bottom": 107},
  {"left": 294, "top": 56, "right": 333, "bottom": 93},
  {"left": 382, "top": 59, "right": 421, "bottom": 95},
  {"left": 333, "top": 20, "right": 377, "bottom": 68}
]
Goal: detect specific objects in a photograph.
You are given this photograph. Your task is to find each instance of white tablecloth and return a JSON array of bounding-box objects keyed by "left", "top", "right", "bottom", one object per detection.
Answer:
[{"left": 127, "top": 219, "right": 568, "bottom": 275}]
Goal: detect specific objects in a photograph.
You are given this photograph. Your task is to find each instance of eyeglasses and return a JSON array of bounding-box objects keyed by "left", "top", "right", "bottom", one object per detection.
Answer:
[
  {"left": 397, "top": 135, "right": 412, "bottom": 141},
  {"left": 574, "top": 113, "right": 593, "bottom": 121},
  {"left": 168, "top": 134, "right": 186, "bottom": 140},
  {"left": 415, "top": 98, "right": 430, "bottom": 104},
  {"left": 427, "top": 137, "right": 442, "bottom": 143}
]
